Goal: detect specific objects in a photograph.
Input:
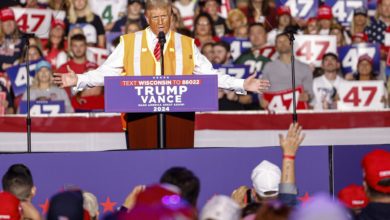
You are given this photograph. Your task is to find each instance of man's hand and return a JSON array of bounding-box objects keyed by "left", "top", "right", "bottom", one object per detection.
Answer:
[
  {"left": 243, "top": 74, "right": 270, "bottom": 94},
  {"left": 53, "top": 65, "right": 78, "bottom": 88},
  {"left": 279, "top": 123, "right": 305, "bottom": 156}
]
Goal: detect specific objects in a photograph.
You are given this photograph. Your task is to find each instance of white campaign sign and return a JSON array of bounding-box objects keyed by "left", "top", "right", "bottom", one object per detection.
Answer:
[
  {"left": 87, "top": 47, "right": 109, "bottom": 65},
  {"left": 338, "top": 81, "right": 385, "bottom": 110},
  {"left": 89, "top": 0, "right": 127, "bottom": 25},
  {"left": 294, "top": 35, "right": 337, "bottom": 67},
  {"left": 12, "top": 8, "right": 52, "bottom": 39}
]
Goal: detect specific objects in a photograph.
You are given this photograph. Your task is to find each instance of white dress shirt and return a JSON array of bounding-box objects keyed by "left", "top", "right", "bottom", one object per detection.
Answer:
[{"left": 75, "top": 28, "right": 245, "bottom": 93}]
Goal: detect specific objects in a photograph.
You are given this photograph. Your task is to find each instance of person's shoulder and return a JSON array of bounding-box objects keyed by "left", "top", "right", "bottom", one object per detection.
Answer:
[{"left": 57, "top": 61, "right": 71, "bottom": 73}]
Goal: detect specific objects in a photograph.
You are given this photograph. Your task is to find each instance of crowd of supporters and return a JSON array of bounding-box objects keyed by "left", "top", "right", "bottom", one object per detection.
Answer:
[
  {"left": 1, "top": 123, "right": 389, "bottom": 220},
  {"left": 1, "top": 0, "right": 390, "bottom": 114}
]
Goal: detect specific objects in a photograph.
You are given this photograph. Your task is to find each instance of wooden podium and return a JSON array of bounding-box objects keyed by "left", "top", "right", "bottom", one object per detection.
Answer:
[
  {"left": 125, "top": 112, "right": 195, "bottom": 149},
  {"left": 104, "top": 75, "right": 218, "bottom": 150}
]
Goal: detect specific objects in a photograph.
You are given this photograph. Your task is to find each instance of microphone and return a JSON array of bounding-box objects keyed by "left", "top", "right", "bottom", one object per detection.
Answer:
[
  {"left": 20, "top": 32, "right": 36, "bottom": 38},
  {"left": 158, "top": 31, "right": 166, "bottom": 44}
]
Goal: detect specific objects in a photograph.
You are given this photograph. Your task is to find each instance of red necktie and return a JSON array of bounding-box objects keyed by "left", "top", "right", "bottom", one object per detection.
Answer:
[{"left": 154, "top": 42, "right": 161, "bottom": 61}]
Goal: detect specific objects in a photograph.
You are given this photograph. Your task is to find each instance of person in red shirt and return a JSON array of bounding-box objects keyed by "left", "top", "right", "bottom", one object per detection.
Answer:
[
  {"left": 44, "top": 19, "right": 68, "bottom": 71},
  {"left": 57, "top": 34, "right": 104, "bottom": 112}
]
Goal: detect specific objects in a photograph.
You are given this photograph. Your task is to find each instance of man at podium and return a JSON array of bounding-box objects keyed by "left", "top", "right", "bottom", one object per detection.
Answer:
[{"left": 54, "top": 0, "right": 270, "bottom": 149}]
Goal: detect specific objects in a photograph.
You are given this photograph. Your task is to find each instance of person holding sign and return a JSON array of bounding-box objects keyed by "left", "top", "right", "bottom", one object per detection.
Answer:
[
  {"left": 260, "top": 33, "right": 313, "bottom": 110},
  {"left": 53, "top": 0, "right": 270, "bottom": 149},
  {"left": 312, "top": 53, "right": 345, "bottom": 110},
  {"left": 21, "top": 60, "right": 73, "bottom": 113}
]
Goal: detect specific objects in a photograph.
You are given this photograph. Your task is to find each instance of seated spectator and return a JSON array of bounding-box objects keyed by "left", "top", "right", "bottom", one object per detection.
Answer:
[
  {"left": 303, "top": 17, "right": 318, "bottom": 35},
  {"left": 330, "top": 23, "right": 349, "bottom": 47},
  {"left": 200, "top": 0, "right": 228, "bottom": 37},
  {"left": 358, "top": 149, "right": 390, "bottom": 219},
  {"left": 0, "top": 7, "right": 25, "bottom": 72},
  {"left": 201, "top": 42, "right": 214, "bottom": 62},
  {"left": 200, "top": 195, "right": 241, "bottom": 220},
  {"left": 338, "top": 184, "right": 368, "bottom": 218},
  {"left": 125, "top": 20, "right": 142, "bottom": 34},
  {"left": 317, "top": 5, "right": 335, "bottom": 35},
  {"left": 260, "top": 33, "right": 313, "bottom": 110},
  {"left": 226, "top": 9, "right": 248, "bottom": 36},
  {"left": 111, "top": 0, "right": 147, "bottom": 33},
  {"left": 354, "top": 55, "right": 379, "bottom": 80},
  {"left": 21, "top": 60, "right": 74, "bottom": 113},
  {"left": 20, "top": 45, "right": 44, "bottom": 63},
  {"left": 267, "top": 6, "right": 293, "bottom": 46},
  {"left": 66, "top": 0, "right": 105, "bottom": 48},
  {"left": 0, "top": 82, "right": 14, "bottom": 114},
  {"left": 312, "top": 53, "right": 345, "bottom": 110},
  {"left": 57, "top": 34, "right": 103, "bottom": 112},
  {"left": 194, "top": 13, "right": 220, "bottom": 48},
  {"left": 350, "top": 7, "right": 369, "bottom": 36},
  {"left": 44, "top": 19, "right": 68, "bottom": 70}
]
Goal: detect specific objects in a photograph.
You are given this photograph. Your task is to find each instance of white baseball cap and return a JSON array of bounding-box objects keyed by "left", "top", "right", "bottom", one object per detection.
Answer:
[
  {"left": 200, "top": 195, "right": 241, "bottom": 220},
  {"left": 251, "top": 160, "right": 281, "bottom": 198}
]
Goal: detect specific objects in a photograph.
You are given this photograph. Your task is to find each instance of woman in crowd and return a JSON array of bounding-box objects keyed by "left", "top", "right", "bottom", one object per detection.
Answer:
[
  {"left": 21, "top": 60, "right": 73, "bottom": 113},
  {"left": 44, "top": 19, "right": 68, "bottom": 70},
  {"left": 226, "top": 9, "right": 248, "bottom": 37},
  {"left": 66, "top": 0, "right": 105, "bottom": 48},
  {"left": 193, "top": 13, "right": 220, "bottom": 48},
  {"left": 0, "top": 8, "right": 25, "bottom": 73},
  {"left": 246, "top": 0, "right": 277, "bottom": 31}
]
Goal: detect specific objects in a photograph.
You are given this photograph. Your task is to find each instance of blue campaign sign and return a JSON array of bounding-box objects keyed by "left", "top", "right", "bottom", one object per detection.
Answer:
[
  {"left": 276, "top": 0, "right": 318, "bottom": 19},
  {"left": 338, "top": 43, "right": 380, "bottom": 75},
  {"left": 221, "top": 37, "right": 252, "bottom": 61},
  {"left": 325, "top": 0, "right": 367, "bottom": 26},
  {"left": 104, "top": 75, "right": 218, "bottom": 113},
  {"left": 7, "top": 60, "right": 41, "bottom": 97},
  {"left": 19, "top": 100, "right": 65, "bottom": 115},
  {"left": 213, "top": 64, "right": 255, "bottom": 79}
]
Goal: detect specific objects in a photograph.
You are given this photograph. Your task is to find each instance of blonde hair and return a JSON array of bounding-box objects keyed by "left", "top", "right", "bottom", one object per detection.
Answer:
[
  {"left": 68, "top": 0, "right": 94, "bottom": 23},
  {"left": 226, "top": 9, "right": 247, "bottom": 30},
  {"left": 145, "top": 0, "right": 172, "bottom": 11},
  {"left": 32, "top": 67, "right": 55, "bottom": 89}
]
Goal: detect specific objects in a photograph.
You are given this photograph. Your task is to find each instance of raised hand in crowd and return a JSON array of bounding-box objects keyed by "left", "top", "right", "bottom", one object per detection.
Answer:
[{"left": 122, "top": 185, "right": 146, "bottom": 210}]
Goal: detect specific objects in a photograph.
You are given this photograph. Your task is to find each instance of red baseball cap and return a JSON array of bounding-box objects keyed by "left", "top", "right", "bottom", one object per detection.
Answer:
[
  {"left": 277, "top": 6, "right": 291, "bottom": 16},
  {"left": 362, "top": 149, "right": 390, "bottom": 193},
  {"left": 318, "top": 5, "right": 333, "bottom": 20},
  {"left": 352, "top": 32, "right": 368, "bottom": 42},
  {"left": 358, "top": 54, "right": 373, "bottom": 64},
  {"left": 0, "top": 192, "right": 21, "bottom": 220},
  {"left": 51, "top": 19, "right": 66, "bottom": 30},
  {"left": 0, "top": 8, "right": 15, "bottom": 22},
  {"left": 338, "top": 184, "right": 368, "bottom": 209}
]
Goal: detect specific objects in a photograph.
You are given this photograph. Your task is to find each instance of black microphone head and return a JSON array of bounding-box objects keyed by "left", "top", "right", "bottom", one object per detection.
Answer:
[{"left": 158, "top": 31, "right": 166, "bottom": 43}]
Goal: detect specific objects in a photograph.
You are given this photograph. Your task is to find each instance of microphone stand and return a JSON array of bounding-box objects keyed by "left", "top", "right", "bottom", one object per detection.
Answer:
[
  {"left": 286, "top": 29, "right": 298, "bottom": 123},
  {"left": 23, "top": 34, "right": 33, "bottom": 152},
  {"left": 157, "top": 32, "right": 166, "bottom": 149}
]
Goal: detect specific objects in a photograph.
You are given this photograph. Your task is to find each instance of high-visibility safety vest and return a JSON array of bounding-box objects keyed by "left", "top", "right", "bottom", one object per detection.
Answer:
[
  {"left": 120, "top": 30, "right": 195, "bottom": 130},
  {"left": 121, "top": 30, "right": 195, "bottom": 76}
]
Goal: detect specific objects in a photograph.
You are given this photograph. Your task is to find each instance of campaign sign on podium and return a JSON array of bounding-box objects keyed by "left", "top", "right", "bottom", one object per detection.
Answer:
[{"left": 104, "top": 75, "right": 218, "bottom": 113}]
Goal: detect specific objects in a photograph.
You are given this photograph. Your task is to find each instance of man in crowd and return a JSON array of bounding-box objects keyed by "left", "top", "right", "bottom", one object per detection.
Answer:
[
  {"left": 57, "top": 34, "right": 103, "bottom": 112},
  {"left": 312, "top": 53, "right": 345, "bottom": 110},
  {"left": 260, "top": 33, "right": 313, "bottom": 109}
]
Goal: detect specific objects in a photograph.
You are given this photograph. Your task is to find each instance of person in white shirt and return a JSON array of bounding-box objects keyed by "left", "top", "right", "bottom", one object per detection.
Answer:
[
  {"left": 312, "top": 53, "right": 345, "bottom": 110},
  {"left": 53, "top": 0, "right": 270, "bottom": 96}
]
